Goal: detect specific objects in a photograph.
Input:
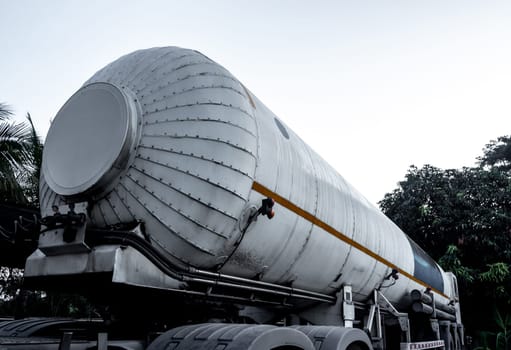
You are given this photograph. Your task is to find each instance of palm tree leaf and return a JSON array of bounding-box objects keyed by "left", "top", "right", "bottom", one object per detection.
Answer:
[
  {"left": 0, "top": 103, "right": 43, "bottom": 205},
  {"left": 0, "top": 104, "right": 34, "bottom": 204},
  {"left": 0, "top": 103, "right": 13, "bottom": 121},
  {"left": 0, "top": 120, "right": 31, "bottom": 142}
]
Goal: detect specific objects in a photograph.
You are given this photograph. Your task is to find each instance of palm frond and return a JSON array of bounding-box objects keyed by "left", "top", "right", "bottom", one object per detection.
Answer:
[
  {"left": 0, "top": 105, "right": 38, "bottom": 204},
  {"left": 0, "top": 126, "right": 32, "bottom": 169},
  {"left": 25, "top": 112, "right": 43, "bottom": 167},
  {"left": 0, "top": 103, "right": 13, "bottom": 121}
]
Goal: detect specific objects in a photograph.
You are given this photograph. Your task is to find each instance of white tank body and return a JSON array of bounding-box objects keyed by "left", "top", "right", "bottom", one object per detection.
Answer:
[{"left": 40, "top": 47, "right": 454, "bottom": 309}]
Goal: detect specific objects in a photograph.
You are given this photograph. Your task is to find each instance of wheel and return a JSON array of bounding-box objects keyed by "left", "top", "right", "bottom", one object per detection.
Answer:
[
  {"left": 147, "top": 323, "right": 315, "bottom": 350},
  {"left": 292, "top": 326, "right": 372, "bottom": 350}
]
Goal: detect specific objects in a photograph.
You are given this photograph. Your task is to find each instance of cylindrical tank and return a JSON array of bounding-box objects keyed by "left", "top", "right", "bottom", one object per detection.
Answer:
[{"left": 40, "top": 47, "right": 454, "bottom": 309}]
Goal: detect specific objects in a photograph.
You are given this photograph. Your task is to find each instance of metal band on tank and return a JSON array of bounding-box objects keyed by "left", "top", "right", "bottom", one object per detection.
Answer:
[{"left": 251, "top": 181, "right": 448, "bottom": 299}]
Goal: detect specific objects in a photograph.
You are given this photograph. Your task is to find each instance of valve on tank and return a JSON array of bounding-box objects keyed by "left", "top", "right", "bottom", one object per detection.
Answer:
[
  {"left": 258, "top": 197, "right": 275, "bottom": 219},
  {"left": 38, "top": 202, "right": 89, "bottom": 255},
  {"left": 238, "top": 197, "right": 276, "bottom": 236}
]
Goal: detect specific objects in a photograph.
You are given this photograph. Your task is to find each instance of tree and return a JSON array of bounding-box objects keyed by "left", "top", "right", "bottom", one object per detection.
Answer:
[
  {"left": 0, "top": 103, "right": 31, "bottom": 204},
  {"left": 0, "top": 103, "right": 42, "bottom": 267},
  {"left": 22, "top": 113, "right": 43, "bottom": 204},
  {"left": 0, "top": 103, "right": 42, "bottom": 206},
  {"left": 0, "top": 103, "right": 43, "bottom": 318},
  {"left": 479, "top": 136, "right": 511, "bottom": 173},
  {"left": 379, "top": 136, "right": 511, "bottom": 341}
]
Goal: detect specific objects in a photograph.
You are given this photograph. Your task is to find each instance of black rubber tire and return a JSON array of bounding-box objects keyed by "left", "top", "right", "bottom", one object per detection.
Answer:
[{"left": 147, "top": 323, "right": 315, "bottom": 350}]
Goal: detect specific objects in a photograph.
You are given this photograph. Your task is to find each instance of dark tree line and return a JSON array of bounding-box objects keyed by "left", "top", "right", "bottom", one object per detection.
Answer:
[{"left": 380, "top": 136, "right": 511, "bottom": 349}]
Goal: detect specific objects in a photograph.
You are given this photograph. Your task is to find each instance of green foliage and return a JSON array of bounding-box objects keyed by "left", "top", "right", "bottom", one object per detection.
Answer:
[
  {"left": 0, "top": 268, "right": 97, "bottom": 318},
  {"left": 0, "top": 103, "right": 42, "bottom": 206},
  {"left": 479, "top": 136, "right": 511, "bottom": 173},
  {"left": 480, "top": 263, "right": 510, "bottom": 284},
  {"left": 0, "top": 267, "right": 22, "bottom": 301},
  {"left": 475, "top": 309, "right": 511, "bottom": 350},
  {"left": 379, "top": 135, "right": 511, "bottom": 338},
  {"left": 21, "top": 113, "right": 43, "bottom": 204},
  {"left": 438, "top": 245, "right": 475, "bottom": 283}
]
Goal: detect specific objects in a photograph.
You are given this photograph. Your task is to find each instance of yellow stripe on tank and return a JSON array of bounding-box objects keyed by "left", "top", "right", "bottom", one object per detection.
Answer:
[{"left": 251, "top": 181, "right": 448, "bottom": 299}]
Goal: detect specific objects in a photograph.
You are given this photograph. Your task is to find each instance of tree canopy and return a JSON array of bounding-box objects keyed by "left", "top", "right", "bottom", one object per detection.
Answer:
[
  {"left": 379, "top": 136, "right": 511, "bottom": 343},
  {"left": 0, "top": 103, "right": 42, "bottom": 206}
]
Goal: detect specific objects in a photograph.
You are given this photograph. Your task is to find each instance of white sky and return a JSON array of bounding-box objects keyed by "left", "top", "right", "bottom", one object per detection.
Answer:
[{"left": 1, "top": 1, "right": 510, "bottom": 204}]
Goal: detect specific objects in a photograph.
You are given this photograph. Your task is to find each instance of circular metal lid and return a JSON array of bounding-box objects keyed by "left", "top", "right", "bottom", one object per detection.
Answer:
[{"left": 42, "top": 82, "right": 140, "bottom": 197}]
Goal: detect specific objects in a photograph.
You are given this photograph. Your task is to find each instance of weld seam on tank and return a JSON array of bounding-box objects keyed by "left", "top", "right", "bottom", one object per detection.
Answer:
[
  {"left": 148, "top": 51, "right": 188, "bottom": 74},
  {"left": 41, "top": 189, "right": 51, "bottom": 208},
  {"left": 124, "top": 50, "right": 185, "bottom": 87},
  {"left": 124, "top": 52, "right": 194, "bottom": 90},
  {"left": 276, "top": 141, "right": 321, "bottom": 281},
  {"left": 102, "top": 50, "right": 146, "bottom": 82},
  {"left": 356, "top": 258, "right": 381, "bottom": 296},
  {"left": 111, "top": 189, "right": 136, "bottom": 220},
  {"left": 135, "top": 156, "right": 247, "bottom": 200},
  {"left": 95, "top": 228, "right": 193, "bottom": 270},
  {"left": 143, "top": 103, "right": 253, "bottom": 122},
  {"left": 143, "top": 232, "right": 194, "bottom": 266},
  {"left": 100, "top": 200, "right": 118, "bottom": 227},
  {"left": 141, "top": 133, "right": 256, "bottom": 158},
  {"left": 143, "top": 83, "right": 248, "bottom": 106},
  {"left": 103, "top": 193, "right": 129, "bottom": 222},
  {"left": 130, "top": 172, "right": 240, "bottom": 226},
  {"left": 139, "top": 72, "right": 244, "bottom": 101},
  {"left": 40, "top": 182, "right": 51, "bottom": 206},
  {"left": 127, "top": 168, "right": 239, "bottom": 221},
  {"left": 140, "top": 69, "right": 238, "bottom": 98},
  {"left": 99, "top": 49, "right": 150, "bottom": 81},
  {"left": 142, "top": 102, "right": 253, "bottom": 120},
  {"left": 95, "top": 200, "right": 109, "bottom": 227},
  {"left": 127, "top": 174, "right": 233, "bottom": 239},
  {"left": 101, "top": 197, "right": 123, "bottom": 224},
  {"left": 104, "top": 196, "right": 122, "bottom": 222},
  {"left": 116, "top": 180, "right": 217, "bottom": 255},
  {"left": 143, "top": 113, "right": 256, "bottom": 138},
  {"left": 144, "top": 117, "right": 256, "bottom": 138},
  {"left": 266, "top": 210, "right": 304, "bottom": 282},
  {"left": 139, "top": 60, "right": 219, "bottom": 92},
  {"left": 144, "top": 85, "right": 248, "bottom": 108},
  {"left": 137, "top": 144, "right": 253, "bottom": 178},
  {"left": 125, "top": 168, "right": 233, "bottom": 239},
  {"left": 45, "top": 188, "right": 56, "bottom": 207}
]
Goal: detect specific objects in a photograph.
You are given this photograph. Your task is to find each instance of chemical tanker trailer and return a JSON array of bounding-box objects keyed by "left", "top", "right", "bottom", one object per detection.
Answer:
[{"left": 14, "top": 47, "right": 463, "bottom": 350}]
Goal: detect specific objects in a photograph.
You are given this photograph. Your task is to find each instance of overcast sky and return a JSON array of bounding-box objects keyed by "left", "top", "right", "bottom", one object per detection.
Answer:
[{"left": 1, "top": 1, "right": 510, "bottom": 204}]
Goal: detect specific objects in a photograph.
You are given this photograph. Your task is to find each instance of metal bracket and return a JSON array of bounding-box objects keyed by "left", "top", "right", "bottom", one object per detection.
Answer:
[
  {"left": 342, "top": 285, "right": 355, "bottom": 328},
  {"left": 430, "top": 319, "right": 440, "bottom": 340},
  {"left": 58, "top": 331, "right": 73, "bottom": 350},
  {"left": 39, "top": 202, "right": 90, "bottom": 256},
  {"left": 97, "top": 332, "right": 108, "bottom": 350},
  {"left": 367, "top": 290, "right": 411, "bottom": 344}
]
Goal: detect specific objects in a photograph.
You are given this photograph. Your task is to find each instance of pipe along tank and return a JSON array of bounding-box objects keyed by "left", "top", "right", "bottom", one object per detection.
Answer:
[{"left": 24, "top": 47, "right": 463, "bottom": 349}]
